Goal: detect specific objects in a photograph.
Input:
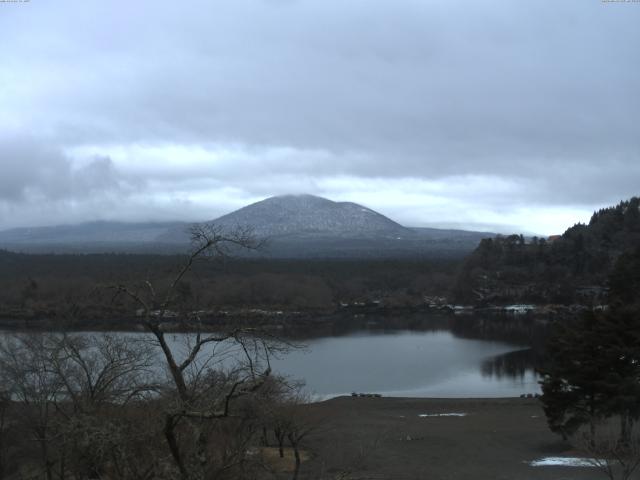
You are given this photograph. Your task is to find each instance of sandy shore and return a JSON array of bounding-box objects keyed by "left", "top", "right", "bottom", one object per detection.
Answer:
[{"left": 298, "top": 397, "right": 603, "bottom": 480}]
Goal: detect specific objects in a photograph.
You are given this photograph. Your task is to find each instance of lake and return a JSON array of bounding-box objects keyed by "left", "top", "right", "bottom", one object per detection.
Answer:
[
  {"left": 158, "top": 321, "right": 542, "bottom": 399},
  {"left": 1, "top": 317, "right": 543, "bottom": 399},
  {"left": 268, "top": 330, "right": 540, "bottom": 398}
]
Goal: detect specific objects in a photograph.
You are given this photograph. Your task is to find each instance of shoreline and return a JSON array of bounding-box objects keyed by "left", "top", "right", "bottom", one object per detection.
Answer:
[{"left": 0, "top": 305, "right": 552, "bottom": 334}]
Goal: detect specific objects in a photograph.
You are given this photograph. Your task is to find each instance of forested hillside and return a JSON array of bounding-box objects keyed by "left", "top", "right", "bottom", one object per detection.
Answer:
[{"left": 455, "top": 197, "right": 640, "bottom": 305}]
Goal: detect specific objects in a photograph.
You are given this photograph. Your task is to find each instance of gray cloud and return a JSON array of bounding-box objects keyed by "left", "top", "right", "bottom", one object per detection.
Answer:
[
  {"left": 0, "top": 137, "right": 123, "bottom": 201},
  {"left": 0, "top": 0, "right": 638, "bottom": 233}
]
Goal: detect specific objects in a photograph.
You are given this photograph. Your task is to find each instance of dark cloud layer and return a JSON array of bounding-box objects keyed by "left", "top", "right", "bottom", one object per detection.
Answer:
[{"left": 0, "top": 0, "right": 638, "bottom": 233}]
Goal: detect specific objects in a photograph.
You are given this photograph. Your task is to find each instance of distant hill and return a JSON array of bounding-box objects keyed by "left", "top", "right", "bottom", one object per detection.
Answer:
[
  {"left": 159, "top": 194, "right": 412, "bottom": 242},
  {"left": 0, "top": 195, "right": 491, "bottom": 258},
  {"left": 0, "top": 221, "right": 185, "bottom": 244},
  {"left": 214, "top": 194, "right": 411, "bottom": 237},
  {"left": 454, "top": 196, "right": 640, "bottom": 304},
  {"left": 160, "top": 194, "right": 490, "bottom": 258},
  {"left": 0, "top": 221, "right": 190, "bottom": 254}
]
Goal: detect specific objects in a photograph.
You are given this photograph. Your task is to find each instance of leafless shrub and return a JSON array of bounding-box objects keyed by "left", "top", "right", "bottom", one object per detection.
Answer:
[
  {"left": 574, "top": 419, "right": 640, "bottom": 480},
  {"left": 0, "top": 333, "right": 163, "bottom": 479}
]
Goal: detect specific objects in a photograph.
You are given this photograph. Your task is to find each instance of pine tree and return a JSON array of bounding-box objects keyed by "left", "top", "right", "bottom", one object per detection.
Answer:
[
  {"left": 540, "top": 246, "right": 640, "bottom": 443},
  {"left": 539, "top": 311, "right": 610, "bottom": 439}
]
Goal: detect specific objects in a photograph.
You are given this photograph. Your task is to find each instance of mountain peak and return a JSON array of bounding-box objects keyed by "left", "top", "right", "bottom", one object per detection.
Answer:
[
  {"left": 259, "top": 193, "right": 334, "bottom": 206},
  {"left": 211, "top": 194, "right": 410, "bottom": 238}
]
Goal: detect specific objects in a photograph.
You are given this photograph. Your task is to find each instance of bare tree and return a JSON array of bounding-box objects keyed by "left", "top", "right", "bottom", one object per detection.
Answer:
[
  {"left": 0, "top": 333, "right": 162, "bottom": 480},
  {"left": 49, "top": 333, "right": 157, "bottom": 410},
  {"left": 111, "top": 223, "right": 289, "bottom": 479},
  {"left": 0, "top": 390, "right": 10, "bottom": 479},
  {"left": 50, "top": 334, "right": 160, "bottom": 479},
  {"left": 0, "top": 334, "right": 65, "bottom": 480},
  {"left": 260, "top": 387, "right": 320, "bottom": 480}
]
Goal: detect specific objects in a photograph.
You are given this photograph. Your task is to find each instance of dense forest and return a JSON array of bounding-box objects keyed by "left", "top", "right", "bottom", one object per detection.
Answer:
[
  {"left": 455, "top": 197, "right": 640, "bottom": 305},
  {"left": 0, "top": 251, "right": 459, "bottom": 328}
]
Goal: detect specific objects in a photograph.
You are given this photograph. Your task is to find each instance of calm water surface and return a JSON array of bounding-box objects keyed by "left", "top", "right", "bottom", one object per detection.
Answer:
[
  {"left": 3, "top": 324, "right": 541, "bottom": 398},
  {"left": 266, "top": 330, "right": 540, "bottom": 398}
]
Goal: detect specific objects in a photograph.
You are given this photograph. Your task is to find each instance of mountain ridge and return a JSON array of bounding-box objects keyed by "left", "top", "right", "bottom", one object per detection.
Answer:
[{"left": 0, "top": 194, "right": 492, "bottom": 257}]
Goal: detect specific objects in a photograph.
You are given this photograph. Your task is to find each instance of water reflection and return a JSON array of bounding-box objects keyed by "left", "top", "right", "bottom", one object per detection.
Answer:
[
  {"left": 481, "top": 348, "right": 540, "bottom": 380},
  {"left": 287, "top": 312, "right": 549, "bottom": 353},
  {"left": 448, "top": 314, "right": 549, "bottom": 352}
]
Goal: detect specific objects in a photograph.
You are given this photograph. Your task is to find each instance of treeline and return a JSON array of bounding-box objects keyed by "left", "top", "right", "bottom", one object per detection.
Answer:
[
  {"left": 455, "top": 197, "right": 640, "bottom": 304},
  {"left": 0, "top": 252, "right": 460, "bottom": 324}
]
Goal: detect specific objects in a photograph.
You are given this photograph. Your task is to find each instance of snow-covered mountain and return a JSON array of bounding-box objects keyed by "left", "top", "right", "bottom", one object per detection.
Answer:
[{"left": 172, "top": 194, "right": 411, "bottom": 239}]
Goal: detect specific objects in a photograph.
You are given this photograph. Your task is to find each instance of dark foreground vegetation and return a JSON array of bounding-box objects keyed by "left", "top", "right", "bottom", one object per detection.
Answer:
[
  {"left": 0, "top": 331, "right": 317, "bottom": 480},
  {"left": 536, "top": 245, "right": 640, "bottom": 480}
]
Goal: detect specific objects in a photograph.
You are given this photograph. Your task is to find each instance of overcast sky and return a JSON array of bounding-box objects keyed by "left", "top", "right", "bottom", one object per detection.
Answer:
[{"left": 1, "top": 0, "right": 638, "bottom": 235}]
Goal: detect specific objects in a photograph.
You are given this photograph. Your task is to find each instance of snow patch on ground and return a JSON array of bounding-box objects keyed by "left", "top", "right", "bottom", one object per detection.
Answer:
[
  {"left": 529, "top": 457, "right": 597, "bottom": 467},
  {"left": 418, "top": 413, "right": 468, "bottom": 417}
]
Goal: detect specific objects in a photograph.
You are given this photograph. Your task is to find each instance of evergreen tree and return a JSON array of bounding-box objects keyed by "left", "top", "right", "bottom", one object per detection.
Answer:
[
  {"left": 594, "top": 309, "right": 640, "bottom": 443},
  {"left": 540, "top": 246, "right": 640, "bottom": 443},
  {"left": 539, "top": 311, "right": 610, "bottom": 439},
  {"left": 608, "top": 246, "right": 640, "bottom": 309}
]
